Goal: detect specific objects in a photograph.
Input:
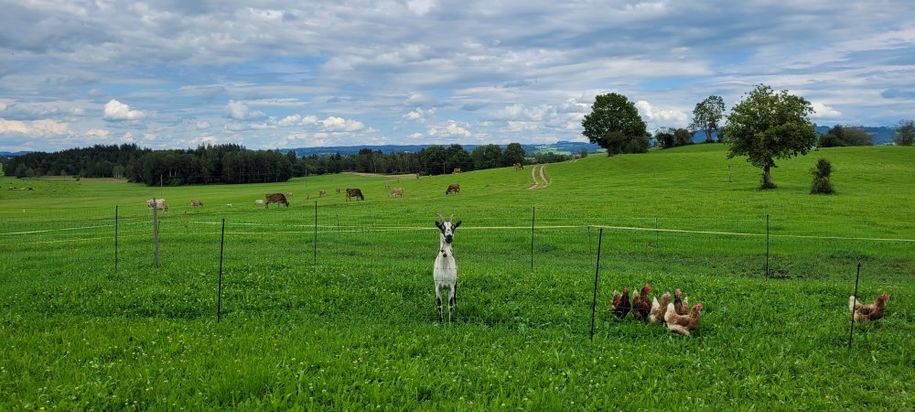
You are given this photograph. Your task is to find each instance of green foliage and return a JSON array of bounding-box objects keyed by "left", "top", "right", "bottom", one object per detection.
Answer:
[
  {"left": 724, "top": 84, "right": 817, "bottom": 189},
  {"left": 656, "top": 128, "right": 694, "bottom": 149},
  {"left": 691, "top": 95, "right": 726, "bottom": 143},
  {"left": 810, "top": 158, "right": 834, "bottom": 194},
  {"left": 819, "top": 125, "right": 873, "bottom": 147},
  {"left": 895, "top": 120, "right": 915, "bottom": 146},
  {"left": 581, "top": 93, "right": 649, "bottom": 155},
  {"left": 470, "top": 144, "right": 502, "bottom": 170},
  {"left": 501, "top": 143, "right": 526, "bottom": 166}
]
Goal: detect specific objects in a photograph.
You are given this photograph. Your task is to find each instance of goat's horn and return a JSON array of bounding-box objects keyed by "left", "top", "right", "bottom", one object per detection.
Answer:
[
  {"left": 436, "top": 213, "right": 446, "bottom": 222},
  {"left": 449, "top": 214, "right": 454, "bottom": 222}
]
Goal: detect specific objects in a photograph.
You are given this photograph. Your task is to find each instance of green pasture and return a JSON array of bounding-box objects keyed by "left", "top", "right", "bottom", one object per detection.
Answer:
[{"left": 0, "top": 144, "right": 912, "bottom": 409}]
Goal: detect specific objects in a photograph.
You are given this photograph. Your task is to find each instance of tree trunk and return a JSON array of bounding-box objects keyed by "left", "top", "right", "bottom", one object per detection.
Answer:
[
  {"left": 761, "top": 164, "right": 776, "bottom": 189},
  {"left": 705, "top": 128, "right": 714, "bottom": 143}
]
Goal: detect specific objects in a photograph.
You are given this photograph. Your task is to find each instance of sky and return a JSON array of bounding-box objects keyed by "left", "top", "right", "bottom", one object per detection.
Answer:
[{"left": 1, "top": 0, "right": 914, "bottom": 152}]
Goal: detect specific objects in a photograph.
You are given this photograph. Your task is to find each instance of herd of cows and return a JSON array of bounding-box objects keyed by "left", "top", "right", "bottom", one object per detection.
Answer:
[{"left": 144, "top": 183, "right": 464, "bottom": 212}]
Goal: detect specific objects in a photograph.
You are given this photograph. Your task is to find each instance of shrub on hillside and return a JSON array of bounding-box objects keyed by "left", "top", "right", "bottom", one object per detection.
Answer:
[{"left": 810, "top": 158, "right": 834, "bottom": 194}]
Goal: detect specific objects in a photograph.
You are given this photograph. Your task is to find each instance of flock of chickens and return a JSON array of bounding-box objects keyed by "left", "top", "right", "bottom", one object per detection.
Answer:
[
  {"left": 610, "top": 283, "right": 704, "bottom": 336},
  {"left": 610, "top": 282, "right": 890, "bottom": 337}
]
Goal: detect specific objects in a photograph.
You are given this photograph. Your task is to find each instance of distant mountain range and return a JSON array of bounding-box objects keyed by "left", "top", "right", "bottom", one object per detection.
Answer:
[
  {"left": 0, "top": 151, "right": 32, "bottom": 157},
  {"left": 283, "top": 141, "right": 602, "bottom": 156}
]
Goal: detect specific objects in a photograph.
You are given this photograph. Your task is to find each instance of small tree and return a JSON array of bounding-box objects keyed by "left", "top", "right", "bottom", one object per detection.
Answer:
[
  {"left": 810, "top": 158, "right": 834, "bottom": 194},
  {"left": 654, "top": 128, "right": 675, "bottom": 148},
  {"left": 723, "top": 84, "right": 817, "bottom": 189},
  {"left": 581, "top": 93, "right": 649, "bottom": 155},
  {"left": 501, "top": 143, "right": 526, "bottom": 166},
  {"left": 673, "top": 128, "right": 693, "bottom": 147},
  {"left": 895, "top": 120, "right": 915, "bottom": 146},
  {"left": 819, "top": 125, "right": 873, "bottom": 147},
  {"left": 691, "top": 95, "right": 725, "bottom": 143}
]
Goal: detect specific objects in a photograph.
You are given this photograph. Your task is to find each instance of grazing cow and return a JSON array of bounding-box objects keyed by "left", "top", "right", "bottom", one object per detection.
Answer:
[
  {"left": 254, "top": 199, "right": 265, "bottom": 207},
  {"left": 514, "top": 162, "right": 524, "bottom": 170},
  {"left": 452, "top": 167, "right": 462, "bottom": 174},
  {"left": 445, "top": 183, "right": 460, "bottom": 195},
  {"left": 345, "top": 188, "right": 364, "bottom": 201},
  {"left": 390, "top": 187, "right": 405, "bottom": 197},
  {"left": 319, "top": 189, "right": 327, "bottom": 197},
  {"left": 146, "top": 198, "right": 168, "bottom": 212},
  {"left": 384, "top": 183, "right": 390, "bottom": 189},
  {"left": 191, "top": 199, "right": 203, "bottom": 208},
  {"left": 226, "top": 204, "right": 233, "bottom": 208},
  {"left": 265, "top": 193, "right": 289, "bottom": 208}
]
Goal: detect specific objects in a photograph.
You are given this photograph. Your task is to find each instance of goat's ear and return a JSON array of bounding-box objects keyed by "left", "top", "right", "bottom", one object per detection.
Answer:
[
  {"left": 453, "top": 220, "right": 462, "bottom": 229},
  {"left": 435, "top": 221, "right": 442, "bottom": 229}
]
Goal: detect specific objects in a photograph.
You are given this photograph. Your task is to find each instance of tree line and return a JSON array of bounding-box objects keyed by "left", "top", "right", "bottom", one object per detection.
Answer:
[{"left": 1, "top": 142, "right": 560, "bottom": 185}]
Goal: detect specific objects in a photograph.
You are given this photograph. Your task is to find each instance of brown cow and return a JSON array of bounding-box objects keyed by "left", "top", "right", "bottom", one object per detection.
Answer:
[
  {"left": 146, "top": 198, "right": 168, "bottom": 212},
  {"left": 345, "top": 188, "right": 364, "bottom": 201},
  {"left": 191, "top": 199, "right": 203, "bottom": 208},
  {"left": 452, "top": 167, "right": 462, "bottom": 174},
  {"left": 513, "top": 162, "right": 524, "bottom": 170},
  {"left": 390, "top": 187, "right": 404, "bottom": 197},
  {"left": 264, "top": 193, "right": 289, "bottom": 208},
  {"left": 319, "top": 189, "right": 327, "bottom": 197},
  {"left": 445, "top": 183, "right": 460, "bottom": 195}
]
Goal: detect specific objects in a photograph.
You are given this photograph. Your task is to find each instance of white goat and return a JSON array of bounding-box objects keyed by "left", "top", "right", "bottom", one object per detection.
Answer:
[{"left": 434, "top": 214, "right": 461, "bottom": 322}]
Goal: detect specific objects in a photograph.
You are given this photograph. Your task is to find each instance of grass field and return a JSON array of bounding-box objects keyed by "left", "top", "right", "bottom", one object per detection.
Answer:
[{"left": 1, "top": 144, "right": 913, "bottom": 409}]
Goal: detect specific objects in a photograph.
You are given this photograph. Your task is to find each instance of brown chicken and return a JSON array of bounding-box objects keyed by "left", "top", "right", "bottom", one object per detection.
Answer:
[
  {"left": 665, "top": 302, "right": 704, "bottom": 336},
  {"left": 673, "top": 288, "right": 690, "bottom": 315},
  {"left": 610, "top": 288, "right": 631, "bottom": 318},
  {"left": 631, "top": 282, "right": 652, "bottom": 321},
  {"left": 649, "top": 291, "right": 671, "bottom": 324},
  {"left": 849, "top": 293, "right": 889, "bottom": 322}
]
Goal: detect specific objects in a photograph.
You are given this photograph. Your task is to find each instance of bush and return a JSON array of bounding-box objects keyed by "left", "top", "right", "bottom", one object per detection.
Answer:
[{"left": 810, "top": 158, "right": 834, "bottom": 194}]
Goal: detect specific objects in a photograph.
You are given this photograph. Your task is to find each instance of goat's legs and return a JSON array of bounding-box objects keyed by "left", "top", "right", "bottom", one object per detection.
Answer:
[
  {"left": 448, "top": 283, "right": 456, "bottom": 323},
  {"left": 435, "top": 285, "right": 443, "bottom": 322}
]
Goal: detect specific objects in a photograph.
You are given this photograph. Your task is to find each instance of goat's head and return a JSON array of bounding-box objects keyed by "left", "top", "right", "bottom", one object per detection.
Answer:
[{"left": 435, "top": 213, "right": 462, "bottom": 244}]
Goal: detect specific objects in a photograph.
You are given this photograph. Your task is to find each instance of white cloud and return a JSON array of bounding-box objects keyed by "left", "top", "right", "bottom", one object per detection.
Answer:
[
  {"left": 225, "top": 100, "right": 265, "bottom": 120},
  {"left": 403, "top": 107, "right": 435, "bottom": 122},
  {"left": 278, "top": 114, "right": 319, "bottom": 127},
  {"left": 810, "top": 101, "right": 842, "bottom": 118},
  {"left": 196, "top": 120, "right": 210, "bottom": 130},
  {"left": 428, "top": 120, "right": 473, "bottom": 138},
  {"left": 635, "top": 100, "right": 689, "bottom": 128},
  {"left": 406, "top": 0, "right": 435, "bottom": 15},
  {"left": 85, "top": 128, "right": 110, "bottom": 138},
  {"left": 103, "top": 99, "right": 145, "bottom": 121},
  {"left": 0, "top": 119, "right": 70, "bottom": 135},
  {"left": 319, "top": 116, "right": 364, "bottom": 131}
]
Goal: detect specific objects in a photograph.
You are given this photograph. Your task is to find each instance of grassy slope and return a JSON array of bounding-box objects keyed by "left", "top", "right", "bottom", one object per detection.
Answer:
[{"left": 0, "top": 144, "right": 913, "bottom": 409}]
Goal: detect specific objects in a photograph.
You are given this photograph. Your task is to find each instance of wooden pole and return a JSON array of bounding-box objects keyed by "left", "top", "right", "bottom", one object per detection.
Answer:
[
  {"left": 217, "top": 218, "right": 225, "bottom": 322},
  {"left": 655, "top": 217, "right": 659, "bottom": 249},
  {"left": 848, "top": 262, "right": 861, "bottom": 349},
  {"left": 530, "top": 206, "right": 535, "bottom": 271},
  {"left": 590, "top": 228, "right": 604, "bottom": 340}
]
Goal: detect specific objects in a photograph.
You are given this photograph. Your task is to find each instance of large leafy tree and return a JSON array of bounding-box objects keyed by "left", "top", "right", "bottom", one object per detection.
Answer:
[
  {"left": 895, "top": 120, "right": 915, "bottom": 146},
  {"left": 501, "top": 142, "right": 526, "bottom": 166},
  {"left": 691, "top": 95, "right": 725, "bottom": 143},
  {"left": 723, "top": 84, "right": 817, "bottom": 189},
  {"left": 581, "top": 93, "right": 649, "bottom": 155}
]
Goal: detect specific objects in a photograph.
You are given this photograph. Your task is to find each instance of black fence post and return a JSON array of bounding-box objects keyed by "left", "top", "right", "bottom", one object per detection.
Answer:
[
  {"left": 590, "top": 227, "right": 604, "bottom": 340},
  {"left": 530, "top": 206, "right": 536, "bottom": 271},
  {"left": 217, "top": 218, "right": 225, "bottom": 322},
  {"left": 848, "top": 262, "right": 861, "bottom": 349},
  {"left": 313, "top": 200, "right": 318, "bottom": 268},
  {"left": 114, "top": 205, "right": 119, "bottom": 273},
  {"left": 765, "top": 214, "right": 770, "bottom": 278}
]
